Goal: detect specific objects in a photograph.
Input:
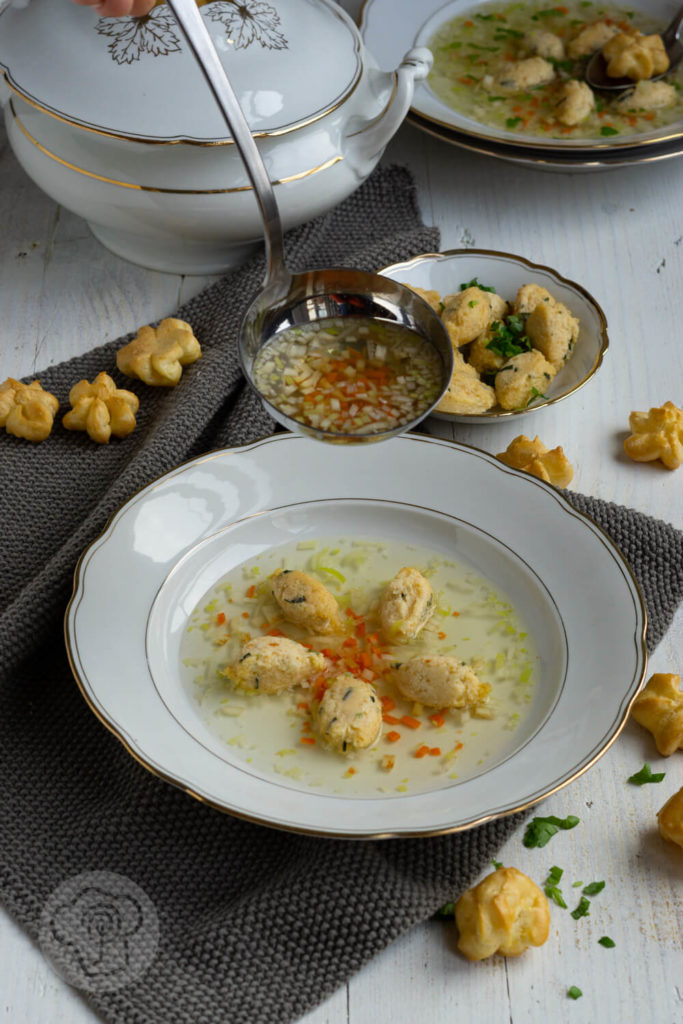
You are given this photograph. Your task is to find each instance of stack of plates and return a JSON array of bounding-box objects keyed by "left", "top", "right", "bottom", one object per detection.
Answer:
[{"left": 360, "top": 0, "right": 683, "bottom": 172}]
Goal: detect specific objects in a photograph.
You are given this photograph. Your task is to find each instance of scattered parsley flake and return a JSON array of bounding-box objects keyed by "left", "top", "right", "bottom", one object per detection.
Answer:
[
  {"left": 434, "top": 901, "right": 455, "bottom": 919},
  {"left": 582, "top": 880, "right": 605, "bottom": 896},
  {"left": 491, "top": 859, "right": 503, "bottom": 869},
  {"left": 571, "top": 896, "right": 591, "bottom": 920},
  {"left": 523, "top": 814, "right": 580, "bottom": 848},
  {"left": 506, "top": 116, "right": 523, "bottom": 129},
  {"left": 600, "top": 125, "right": 619, "bottom": 137},
  {"left": 567, "top": 986, "right": 583, "bottom": 1000},
  {"left": 598, "top": 936, "right": 616, "bottom": 948},
  {"left": 544, "top": 865, "right": 567, "bottom": 907},
  {"left": 628, "top": 762, "right": 665, "bottom": 785}
]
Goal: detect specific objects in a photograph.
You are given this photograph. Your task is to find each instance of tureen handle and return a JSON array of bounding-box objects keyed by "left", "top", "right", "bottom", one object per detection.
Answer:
[{"left": 344, "top": 47, "right": 433, "bottom": 177}]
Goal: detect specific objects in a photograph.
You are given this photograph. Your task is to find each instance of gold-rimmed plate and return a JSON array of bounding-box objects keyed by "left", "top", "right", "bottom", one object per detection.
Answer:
[
  {"left": 360, "top": 0, "right": 683, "bottom": 159},
  {"left": 66, "top": 434, "right": 646, "bottom": 838}
]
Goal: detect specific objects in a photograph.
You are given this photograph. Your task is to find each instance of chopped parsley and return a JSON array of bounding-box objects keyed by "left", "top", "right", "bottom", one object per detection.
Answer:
[
  {"left": 600, "top": 125, "right": 619, "bottom": 137},
  {"left": 434, "top": 901, "right": 455, "bottom": 919},
  {"left": 491, "top": 859, "right": 503, "bottom": 869},
  {"left": 582, "top": 880, "right": 605, "bottom": 896},
  {"left": 494, "top": 27, "right": 524, "bottom": 39},
  {"left": 506, "top": 116, "right": 523, "bottom": 129},
  {"left": 460, "top": 277, "right": 496, "bottom": 292},
  {"left": 571, "top": 896, "right": 591, "bottom": 920},
  {"left": 523, "top": 814, "right": 580, "bottom": 848},
  {"left": 628, "top": 762, "right": 666, "bottom": 785},
  {"left": 598, "top": 936, "right": 616, "bottom": 948},
  {"left": 486, "top": 317, "right": 532, "bottom": 358},
  {"left": 526, "top": 386, "right": 548, "bottom": 407},
  {"left": 532, "top": 7, "right": 568, "bottom": 19},
  {"left": 544, "top": 865, "right": 567, "bottom": 908},
  {"left": 567, "top": 986, "right": 583, "bottom": 1000}
]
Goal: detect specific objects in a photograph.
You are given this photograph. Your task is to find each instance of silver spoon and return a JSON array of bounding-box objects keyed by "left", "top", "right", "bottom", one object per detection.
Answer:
[
  {"left": 165, "top": 0, "right": 453, "bottom": 445},
  {"left": 585, "top": 4, "right": 683, "bottom": 92}
]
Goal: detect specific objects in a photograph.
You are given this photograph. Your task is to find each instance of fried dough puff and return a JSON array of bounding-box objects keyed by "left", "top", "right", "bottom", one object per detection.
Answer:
[
  {"left": 603, "top": 31, "right": 669, "bottom": 81},
  {"left": 312, "top": 673, "right": 382, "bottom": 754},
  {"left": 497, "top": 435, "right": 574, "bottom": 488},
  {"left": 394, "top": 655, "right": 490, "bottom": 710},
  {"left": 455, "top": 867, "right": 551, "bottom": 961},
  {"left": 62, "top": 372, "right": 139, "bottom": 443},
  {"left": 379, "top": 567, "right": 435, "bottom": 643},
  {"left": 658, "top": 787, "right": 683, "bottom": 851},
  {"left": 224, "top": 635, "right": 326, "bottom": 695},
  {"left": 631, "top": 673, "right": 683, "bottom": 756},
  {"left": 270, "top": 569, "right": 342, "bottom": 635},
  {"left": 624, "top": 401, "right": 683, "bottom": 470},
  {"left": 0, "top": 378, "right": 59, "bottom": 442},
  {"left": 117, "top": 317, "right": 201, "bottom": 386}
]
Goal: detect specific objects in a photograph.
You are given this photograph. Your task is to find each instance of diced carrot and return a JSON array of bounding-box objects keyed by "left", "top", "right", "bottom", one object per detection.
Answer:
[
  {"left": 429, "top": 747, "right": 442, "bottom": 757},
  {"left": 366, "top": 633, "right": 380, "bottom": 646},
  {"left": 301, "top": 721, "right": 312, "bottom": 732},
  {"left": 380, "top": 696, "right": 396, "bottom": 711},
  {"left": 297, "top": 702, "right": 309, "bottom": 710},
  {"left": 355, "top": 621, "right": 366, "bottom": 639},
  {"left": 246, "top": 584, "right": 256, "bottom": 599},
  {"left": 266, "top": 627, "right": 285, "bottom": 636},
  {"left": 437, "top": 631, "right": 447, "bottom": 640},
  {"left": 300, "top": 737, "right": 316, "bottom": 746},
  {"left": 452, "top": 611, "right": 460, "bottom": 617},
  {"left": 241, "top": 612, "right": 250, "bottom": 619},
  {"left": 415, "top": 745, "right": 430, "bottom": 758},
  {"left": 429, "top": 713, "right": 445, "bottom": 728},
  {"left": 383, "top": 714, "right": 400, "bottom": 725},
  {"left": 345, "top": 607, "right": 360, "bottom": 619},
  {"left": 400, "top": 715, "right": 421, "bottom": 730},
  {"left": 216, "top": 612, "right": 226, "bottom": 626},
  {"left": 359, "top": 651, "right": 372, "bottom": 670},
  {"left": 386, "top": 731, "right": 401, "bottom": 743},
  {"left": 342, "top": 637, "right": 357, "bottom": 648}
]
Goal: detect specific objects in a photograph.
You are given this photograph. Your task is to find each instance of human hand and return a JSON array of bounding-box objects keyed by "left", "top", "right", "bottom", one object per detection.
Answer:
[{"left": 69, "top": 0, "right": 156, "bottom": 16}]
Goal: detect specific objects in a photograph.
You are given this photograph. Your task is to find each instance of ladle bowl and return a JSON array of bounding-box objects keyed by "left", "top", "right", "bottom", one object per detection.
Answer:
[
  {"left": 240, "top": 267, "right": 454, "bottom": 444},
  {"left": 166, "top": 0, "right": 453, "bottom": 443}
]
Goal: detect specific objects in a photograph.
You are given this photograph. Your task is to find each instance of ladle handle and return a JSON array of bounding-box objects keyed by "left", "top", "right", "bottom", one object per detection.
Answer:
[{"left": 165, "top": 0, "right": 287, "bottom": 287}]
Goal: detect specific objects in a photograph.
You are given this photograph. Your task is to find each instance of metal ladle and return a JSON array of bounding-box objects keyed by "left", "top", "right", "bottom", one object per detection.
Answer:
[
  {"left": 165, "top": 0, "right": 453, "bottom": 444},
  {"left": 585, "top": 4, "right": 683, "bottom": 92}
]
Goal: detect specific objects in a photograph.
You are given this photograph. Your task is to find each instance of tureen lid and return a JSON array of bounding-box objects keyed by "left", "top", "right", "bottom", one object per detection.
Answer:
[{"left": 0, "top": 0, "right": 363, "bottom": 143}]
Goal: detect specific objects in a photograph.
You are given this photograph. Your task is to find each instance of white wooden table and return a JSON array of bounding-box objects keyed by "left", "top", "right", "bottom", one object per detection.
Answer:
[{"left": 1, "top": 3, "right": 682, "bottom": 1019}]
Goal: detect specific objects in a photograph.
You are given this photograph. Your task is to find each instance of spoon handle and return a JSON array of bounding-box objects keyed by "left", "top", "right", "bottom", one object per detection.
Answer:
[{"left": 165, "top": 0, "right": 287, "bottom": 286}]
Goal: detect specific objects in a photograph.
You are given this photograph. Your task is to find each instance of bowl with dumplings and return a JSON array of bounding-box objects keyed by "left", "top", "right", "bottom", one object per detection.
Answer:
[{"left": 379, "top": 249, "right": 609, "bottom": 423}]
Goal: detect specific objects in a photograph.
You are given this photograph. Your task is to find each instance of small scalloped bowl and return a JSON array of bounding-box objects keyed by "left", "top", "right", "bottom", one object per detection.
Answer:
[{"left": 379, "top": 249, "right": 609, "bottom": 423}]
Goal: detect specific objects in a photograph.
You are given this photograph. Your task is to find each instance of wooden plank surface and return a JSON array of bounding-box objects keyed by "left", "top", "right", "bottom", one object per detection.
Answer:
[{"left": 1, "top": 6, "right": 682, "bottom": 1021}]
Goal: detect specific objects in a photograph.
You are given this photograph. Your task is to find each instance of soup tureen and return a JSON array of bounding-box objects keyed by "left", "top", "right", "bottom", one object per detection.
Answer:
[{"left": 0, "top": 0, "right": 430, "bottom": 273}]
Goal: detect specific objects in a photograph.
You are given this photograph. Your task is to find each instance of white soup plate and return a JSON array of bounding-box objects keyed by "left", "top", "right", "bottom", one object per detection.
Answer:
[{"left": 66, "top": 434, "right": 646, "bottom": 838}]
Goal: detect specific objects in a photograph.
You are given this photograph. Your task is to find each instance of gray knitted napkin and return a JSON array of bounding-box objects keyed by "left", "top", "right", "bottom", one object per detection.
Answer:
[{"left": 1, "top": 165, "right": 682, "bottom": 1024}]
